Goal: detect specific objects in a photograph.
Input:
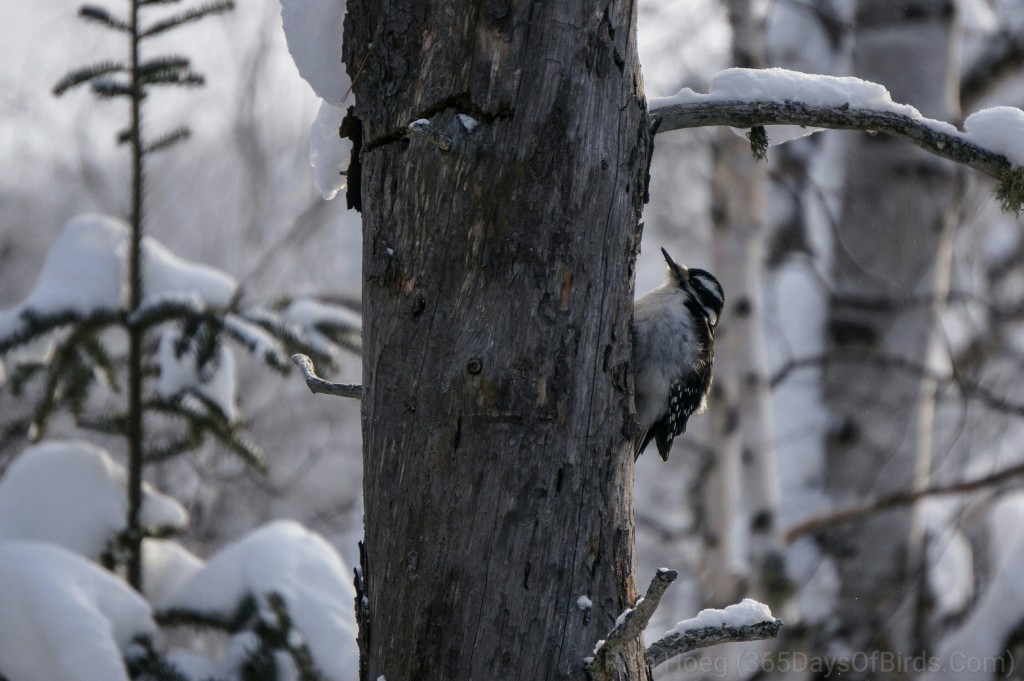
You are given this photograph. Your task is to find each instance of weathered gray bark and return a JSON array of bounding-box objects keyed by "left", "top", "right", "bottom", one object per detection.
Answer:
[
  {"left": 342, "top": 2, "right": 651, "bottom": 680},
  {"left": 820, "top": 0, "right": 960, "bottom": 661}
]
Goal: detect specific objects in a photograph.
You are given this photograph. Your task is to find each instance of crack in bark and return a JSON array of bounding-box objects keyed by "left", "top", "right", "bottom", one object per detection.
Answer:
[{"left": 363, "top": 92, "right": 516, "bottom": 152}]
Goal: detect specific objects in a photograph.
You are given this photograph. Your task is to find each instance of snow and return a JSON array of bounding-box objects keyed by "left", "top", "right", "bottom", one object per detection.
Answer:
[
  {"left": 963, "top": 106, "right": 1024, "bottom": 166},
  {"left": 279, "top": 0, "right": 346, "bottom": 105},
  {"left": 161, "top": 520, "right": 358, "bottom": 681},
  {"left": 163, "top": 650, "right": 218, "bottom": 681},
  {"left": 156, "top": 330, "right": 239, "bottom": 422},
  {"left": 920, "top": 499, "right": 973, "bottom": 617},
  {"left": 923, "top": 495, "right": 1024, "bottom": 681},
  {"left": 143, "top": 235, "right": 237, "bottom": 308},
  {"left": 309, "top": 100, "right": 350, "bottom": 201},
  {"left": 278, "top": 0, "right": 351, "bottom": 200},
  {"left": 615, "top": 607, "right": 634, "bottom": 627},
  {"left": 651, "top": 68, "right": 923, "bottom": 116},
  {"left": 649, "top": 67, "right": 969, "bottom": 147},
  {"left": 142, "top": 539, "right": 205, "bottom": 609},
  {"left": 283, "top": 297, "right": 361, "bottom": 359},
  {"left": 0, "top": 440, "right": 188, "bottom": 559},
  {"left": 284, "top": 297, "right": 361, "bottom": 332},
  {"left": 223, "top": 314, "right": 289, "bottom": 366},
  {"left": 0, "top": 214, "right": 238, "bottom": 341},
  {"left": 0, "top": 541, "right": 156, "bottom": 681},
  {"left": 0, "top": 213, "right": 126, "bottom": 338},
  {"left": 457, "top": 114, "right": 478, "bottom": 133},
  {"left": 576, "top": 595, "right": 593, "bottom": 610},
  {"left": 663, "top": 598, "right": 774, "bottom": 635}
]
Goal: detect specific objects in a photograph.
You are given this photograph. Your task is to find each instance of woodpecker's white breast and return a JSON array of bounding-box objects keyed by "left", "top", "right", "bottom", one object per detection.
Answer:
[{"left": 631, "top": 284, "right": 703, "bottom": 428}]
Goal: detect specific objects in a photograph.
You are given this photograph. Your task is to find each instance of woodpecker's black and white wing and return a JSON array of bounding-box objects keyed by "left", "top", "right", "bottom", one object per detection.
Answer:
[
  {"left": 631, "top": 248, "right": 723, "bottom": 462},
  {"left": 634, "top": 319, "right": 714, "bottom": 461}
]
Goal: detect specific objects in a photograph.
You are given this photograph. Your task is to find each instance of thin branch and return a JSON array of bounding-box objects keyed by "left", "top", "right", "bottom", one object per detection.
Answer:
[
  {"left": 785, "top": 458, "right": 1024, "bottom": 543},
  {"left": 291, "top": 354, "right": 362, "bottom": 399},
  {"left": 53, "top": 61, "right": 129, "bottom": 95},
  {"left": 651, "top": 99, "right": 1012, "bottom": 181},
  {"left": 78, "top": 4, "right": 131, "bottom": 32},
  {"left": 139, "top": 0, "right": 235, "bottom": 38},
  {"left": 645, "top": 618, "right": 784, "bottom": 668},
  {"left": 585, "top": 569, "right": 677, "bottom": 680},
  {"left": 769, "top": 351, "right": 1024, "bottom": 418}
]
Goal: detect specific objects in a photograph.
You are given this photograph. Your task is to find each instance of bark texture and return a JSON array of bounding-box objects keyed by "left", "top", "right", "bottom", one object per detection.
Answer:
[{"left": 342, "top": 2, "right": 651, "bottom": 679}]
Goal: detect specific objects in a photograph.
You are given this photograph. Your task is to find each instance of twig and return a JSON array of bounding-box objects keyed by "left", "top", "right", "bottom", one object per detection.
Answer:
[
  {"left": 651, "top": 99, "right": 1012, "bottom": 181},
  {"left": 291, "top": 354, "right": 362, "bottom": 399},
  {"left": 405, "top": 119, "right": 453, "bottom": 151},
  {"left": 785, "top": 458, "right": 1024, "bottom": 543},
  {"left": 769, "top": 351, "right": 1024, "bottom": 418},
  {"left": 585, "top": 568, "right": 677, "bottom": 679},
  {"left": 645, "top": 618, "right": 784, "bottom": 668}
]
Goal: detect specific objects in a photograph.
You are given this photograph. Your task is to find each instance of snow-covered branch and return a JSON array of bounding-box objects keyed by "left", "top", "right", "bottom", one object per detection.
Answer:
[
  {"left": 586, "top": 568, "right": 677, "bottom": 680},
  {"left": 291, "top": 354, "right": 362, "bottom": 399},
  {"left": 649, "top": 68, "right": 1024, "bottom": 212},
  {"left": 645, "top": 599, "right": 783, "bottom": 668},
  {"left": 653, "top": 99, "right": 1010, "bottom": 180}
]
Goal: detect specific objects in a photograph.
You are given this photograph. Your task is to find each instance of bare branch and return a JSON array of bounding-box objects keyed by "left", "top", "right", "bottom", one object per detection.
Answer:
[
  {"left": 645, "top": 618, "right": 784, "bottom": 668},
  {"left": 291, "top": 354, "right": 362, "bottom": 399},
  {"left": 651, "top": 99, "right": 1012, "bottom": 181},
  {"left": 586, "top": 569, "right": 677, "bottom": 680},
  {"left": 769, "top": 351, "right": 1024, "bottom": 418},
  {"left": 785, "top": 459, "right": 1024, "bottom": 543}
]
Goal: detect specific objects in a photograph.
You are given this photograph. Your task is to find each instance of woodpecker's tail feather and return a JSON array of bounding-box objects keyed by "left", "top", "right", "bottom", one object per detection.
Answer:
[{"left": 633, "top": 426, "right": 651, "bottom": 461}]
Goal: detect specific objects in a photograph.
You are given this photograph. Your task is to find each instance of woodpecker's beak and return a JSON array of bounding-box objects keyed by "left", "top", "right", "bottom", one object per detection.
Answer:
[{"left": 661, "top": 247, "right": 689, "bottom": 281}]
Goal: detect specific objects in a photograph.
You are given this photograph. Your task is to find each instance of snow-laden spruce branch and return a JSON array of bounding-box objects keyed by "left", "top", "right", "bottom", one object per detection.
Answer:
[
  {"left": 649, "top": 68, "right": 1024, "bottom": 213},
  {"left": 585, "top": 570, "right": 782, "bottom": 679}
]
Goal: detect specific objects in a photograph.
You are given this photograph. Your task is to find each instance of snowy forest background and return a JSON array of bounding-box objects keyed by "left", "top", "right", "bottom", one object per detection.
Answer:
[{"left": 3, "top": 0, "right": 1024, "bottom": 679}]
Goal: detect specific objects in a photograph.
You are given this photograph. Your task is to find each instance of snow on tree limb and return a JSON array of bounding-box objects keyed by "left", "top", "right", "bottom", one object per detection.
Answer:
[
  {"left": 583, "top": 575, "right": 782, "bottom": 677},
  {"left": 585, "top": 568, "right": 677, "bottom": 680},
  {"left": 645, "top": 617, "right": 784, "bottom": 668},
  {"left": 649, "top": 68, "right": 1024, "bottom": 213},
  {"left": 652, "top": 99, "right": 1011, "bottom": 180}
]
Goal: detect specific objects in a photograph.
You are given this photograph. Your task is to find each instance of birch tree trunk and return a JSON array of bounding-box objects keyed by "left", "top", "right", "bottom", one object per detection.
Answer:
[
  {"left": 703, "top": 0, "right": 782, "bottom": 608},
  {"left": 342, "top": 2, "right": 652, "bottom": 679},
  {"left": 820, "top": 0, "right": 959, "bottom": 661}
]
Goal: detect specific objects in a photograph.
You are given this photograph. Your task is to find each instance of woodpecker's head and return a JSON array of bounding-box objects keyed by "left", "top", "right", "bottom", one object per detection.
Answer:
[{"left": 661, "top": 247, "right": 725, "bottom": 328}]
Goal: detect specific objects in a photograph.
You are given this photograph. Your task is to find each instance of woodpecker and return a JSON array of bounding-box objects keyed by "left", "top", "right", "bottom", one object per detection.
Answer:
[{"left": 632, "top": 248, "right": 724, "bottom": 461}]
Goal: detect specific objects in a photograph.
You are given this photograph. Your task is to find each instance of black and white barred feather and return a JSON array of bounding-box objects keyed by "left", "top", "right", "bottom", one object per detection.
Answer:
[{"left": 631, "top": 248, "right": 724, "bottom": 461}]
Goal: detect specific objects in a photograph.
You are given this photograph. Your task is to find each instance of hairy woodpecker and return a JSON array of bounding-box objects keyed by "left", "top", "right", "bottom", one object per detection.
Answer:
[{"left": 632, "top": 248, "right": 724, "bottom": 461}]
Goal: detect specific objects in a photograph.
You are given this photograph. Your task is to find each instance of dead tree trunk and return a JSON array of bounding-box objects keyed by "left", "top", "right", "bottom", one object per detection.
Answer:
[{"left": 342, "top": 2, "right": 651, "bottom": 679}]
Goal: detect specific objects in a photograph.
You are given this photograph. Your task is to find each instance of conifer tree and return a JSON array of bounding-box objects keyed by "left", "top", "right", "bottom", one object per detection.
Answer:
[{"left": 1, "top": 0, "right": 358, "bottom": 597}]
